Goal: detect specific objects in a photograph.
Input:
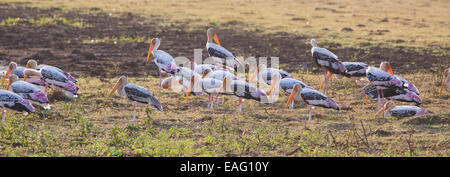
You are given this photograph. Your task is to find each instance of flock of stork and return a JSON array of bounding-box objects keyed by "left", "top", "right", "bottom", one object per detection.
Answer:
[{"left": 1, "top": 28, "right": 449, "bottom": 122}]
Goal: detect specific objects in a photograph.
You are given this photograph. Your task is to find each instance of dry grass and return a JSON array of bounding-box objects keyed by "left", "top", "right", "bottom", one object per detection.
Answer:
[
  {"left": 2, "top": 0, "right": 450, "bottom": 50},
  {"left": 0, "top": 71, "right": 448, "bottom": 156}
]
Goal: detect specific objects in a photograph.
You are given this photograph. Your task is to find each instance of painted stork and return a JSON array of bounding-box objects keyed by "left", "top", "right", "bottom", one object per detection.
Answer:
[
  {"left": 0, "top": 89, "right": 35, "bottom": 122},
  {"left": 311, "top": 39, "right": 346, "bottom": 94},
  {"left": 215, "top": 75, "right": 268, "bottom": 113},
  {"left": 146, "top": 37, "right": 179, "bottom": 99},
  {"left": 189, "top": 61, "right": 233, "bottom": 75},
  {"left": 202, "top": 68, "right": 240, "bottom": 104},
  {"left": 364, "top": 82, "right": 421, "bottom": 106},
  {"left": 6, "top": 74, "right": 49, "bottom": 109},
  {"left": 23, "top": 66, "right": 79, "bottom": 98},
  {"left": 268, "top": 72, "right": 313, "bottom": 108},
  {"left": 109, "top": 76, "right": 162, "bottom": 122},
  {"left": 377, "top": 100, "right": 429, "bottom": 118},
  {"left": 36, "top": 64, "right": 77, "bottom": 83},
  {"left": 379, "top": 61, "right": 419, "bottom": 95},
  {"left": 286, "top": 84, "right": 339, "bottom": 121},
  {"left": 249, "top": 64, "right": 294, "bottom": 85},
  {"left": 440, "top": 68, "right": 450, "bottom": 96},
  {"left": 206, "top": 28, "right": 243, "bottom": 71},
  {"left": 185, "top": 74, "right": 223, "bottom": 109}
]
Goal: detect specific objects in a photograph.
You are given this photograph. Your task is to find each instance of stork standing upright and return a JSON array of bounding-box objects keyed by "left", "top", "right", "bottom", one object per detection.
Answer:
[
  {"left": 146, "top": 38, "right": 179, "bottom": 100},
  {"left": 440, "top": 68, "right": 450, "bottom": 96},
  {"left": 310, "top": 39, "right": 346, "bottom": 94},
  {"left": 206, "top": 28, "right": 243, "bottom": 71},
  {"left": 0, "top": 89, "right": 35, "bottom": 122},
  {"left": 109, "top": 76, "right": 162, "bottom": 122}
]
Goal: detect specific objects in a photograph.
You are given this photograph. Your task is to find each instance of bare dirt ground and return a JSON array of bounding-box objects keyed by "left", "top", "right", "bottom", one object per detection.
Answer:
[{"left": 0, "top": 3, "right": 448, "bottom": 78}]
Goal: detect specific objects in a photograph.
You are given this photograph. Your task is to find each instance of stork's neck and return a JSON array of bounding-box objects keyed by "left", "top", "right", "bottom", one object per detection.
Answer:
[{"left": 153, "top": 39, "right": 161, "bottom": 52}]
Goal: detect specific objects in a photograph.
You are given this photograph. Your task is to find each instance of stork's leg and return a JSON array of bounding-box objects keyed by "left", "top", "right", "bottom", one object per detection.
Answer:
[
  {"left": 44, "top": 83, "right": 49, "bottom": 95},
  {"left": 358, "top": 79, "right": 366, "bottom": 87},
  {"left": 132, "top": 104, "right": 137, "bottom": 122},
  {"left": 221, "top": 96, "right": 225, "bottom": 105},
  {"left": 1, "top": 107, "right": 5, "bottom": 122},
  {"left": 376, "top": 88, "right": 381, "bottom": 122},
  {"left": 159, "top": 71, "right": 162, "bottom": 101},
  {"left": 308, "top": 106, "right": 312, "bottom": 121},
  {"left": 380, "top": 91, "right": 385, "bottom": 119},
  {"left": 322, "top": 67, "right": 328, "bottom": 94},
  {"left": 238, "top": 98, "right": 242, "bottom": 113}
]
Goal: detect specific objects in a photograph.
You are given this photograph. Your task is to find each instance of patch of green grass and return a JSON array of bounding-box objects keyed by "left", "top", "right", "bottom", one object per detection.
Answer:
[{"left": 0, "top": 15, "right": 92, "bottom": 28}]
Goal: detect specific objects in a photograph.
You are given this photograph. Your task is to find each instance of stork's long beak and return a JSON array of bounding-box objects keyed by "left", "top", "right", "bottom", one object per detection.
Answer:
[
  {"left": 386, "top": 68, "right": 394, "bottom": 76},
  {"left": 146, "top": 42, "right": 155, "bottom": 63},
  {"left": 23, "top": 74, "right": 29, "bottom": 81},
  {"left": 440, "top": 80, "right": 445, "bottom": 96},
  {"left": 6, "top": 78, "right": 12, "bottom": 90},
  {"left": 364, "top": 94, "right": 369, "bottom": 104},
  {"left": 268, "top": 78, "right": 277, "bottom": 96},
  {"left": 215, "top": 79, "right": 226, "bottom": 100},
  {"left": 286, "top": 87, "right": 298, "bottom": 108},
  {"left": 375, "top": 107, "right": 385, "bottom": 118},
  {"left": 185, "top": 76, "right": 195, "bottom": 102},
  {"left": 1, "top": 69, "right": 10, "bottom": 87},
  {"left": 213, "top": 34, "right": 221, "bottom": 46},
  {"left": 250, "top": 66, "right": 260, "bottom": 82},
  {"left": 109, "top": 79, "right": 121, "bottom": 97}
]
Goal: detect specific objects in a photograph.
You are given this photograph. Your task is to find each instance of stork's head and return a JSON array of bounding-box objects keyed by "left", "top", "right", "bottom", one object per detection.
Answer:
[
  {"left": 311, "top": 39, "right": 318, "bottom": 47},
  {"left": 380, "top": 61, "right": 394, "bottom": 75},
  {"left": 6, "top": 74, "right": 19, "bottom": 90},
  {"left": 440, "top": 68, "right": 450, "bottom": 96},
  {"left": 201, "top": 68, "right": 212, "bottom": 79},
  {"left": 376, "top": 100, "right": 395, "bottom": 118},
  {"left": 286, "top": 84, "right": 303, "bottom": 108},
  {"left": 146, "top": 38, "right": 160, "bottom": 62},
  {"left": 109, "top": 76, "right": 128, "bottom": 97},
  {"left": 207, "top": 28, "right": 221, "bottom": 46},
  {"left": 26, "top": 59, "right": 38, "bottom": 69},
  {"left": 1, "top": 62, "right": 17, "bottom": 87}
]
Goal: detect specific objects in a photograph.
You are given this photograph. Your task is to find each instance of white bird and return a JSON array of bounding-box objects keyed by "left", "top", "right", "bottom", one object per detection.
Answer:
[
  {"left": 268, "top": 72, "right": 313, "bottom": 108},
  {"left": 36, "top": 64, "right": 77, "bottom": 83},
  {"left": 286, "top": 84, "right": 339, "bottom": 121},
  {"left": 320, "top": 62, "right": 368, "bottom": 89},
  {"left": 185, "top": 74, "right": 223, "bottom": 109},
  {"left": 0, "top": 89, "right": 35, "bottom": 122},
  {"left": 109, "top": 76, "right": 162, "bottom": 122},
  {"left": 215, "top": 75, "right": 268, "bottom": 113},
  {"left": 249, "top": 64, "right": 294, "bottom": 85},
  {"left": 364, "top": 82, "right": 421, "bottom": 106},
  {"left": 6, "top": 74, "right": 50, "bottom": 109},
  {"left": 146, "top": 38, "right": 179, "bottom": 100},
  {"left": 379, "top": 61, "right": 419, "bottom": 95},
  {"left": 206, "top": 28, "right": 243, "bottom": 71},
  {"left": 23, "top": 66, "right": 79, "bottom": 98},
  {"left": 377, "top": 100, "right": 429, "bottom": 118},
  {"left": 440, "top": 68, "right": 450, "bottom": 96},
  {"left": 202, "top": 68, "right": 240, "bottom": 104},
  {"left": 311, "top": 39, "right": 346, "bottom": 94}
]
